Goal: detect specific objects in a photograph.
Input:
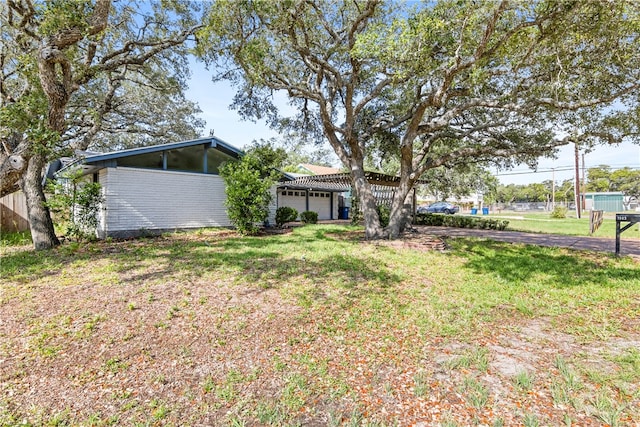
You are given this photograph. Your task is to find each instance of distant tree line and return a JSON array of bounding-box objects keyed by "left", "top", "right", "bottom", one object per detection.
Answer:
[
  {"left": 493, "top": 181, "right": 574, "bottom": 205},
  {"left": 492, "top": 166, "right": 640, "bottom": 205},
  {"left": 585, "top": 166, "right": 640, "bottom": 200}
]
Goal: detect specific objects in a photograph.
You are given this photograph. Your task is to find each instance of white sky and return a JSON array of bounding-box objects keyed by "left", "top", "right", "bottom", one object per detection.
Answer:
[
  {"left": 185, "top": 60, "right": 640, "bottom": 186},
  {"left": 494, "top": 142, "right": 640, "bottom": 185}
]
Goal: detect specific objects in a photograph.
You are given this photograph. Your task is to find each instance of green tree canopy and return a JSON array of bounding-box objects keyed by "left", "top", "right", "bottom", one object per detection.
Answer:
[
  {"left": 587, "top": 166, "right": 640, "bottom": 199},
  {"left": 198, "top": 0, "right": 640, "bottom": 238},
  {"left": 1, "top": 0, "right": 204, "bottom": 249},
  {"left": 418, "top": 165, "right": 497, "bottom": 203}
]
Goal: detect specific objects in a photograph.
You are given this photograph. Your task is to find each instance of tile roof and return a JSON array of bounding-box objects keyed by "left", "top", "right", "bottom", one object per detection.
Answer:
[{"left": 298, "top": 163, "right": 342, "bottom": 175}]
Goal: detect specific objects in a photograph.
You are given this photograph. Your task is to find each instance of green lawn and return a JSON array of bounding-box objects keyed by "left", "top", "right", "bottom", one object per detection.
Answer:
[
  {"left": 1, "top": 225, "right": 639, "bottom": 426},
  {"left": 489, "top": 212, "right": 640, "bottom": 239}
]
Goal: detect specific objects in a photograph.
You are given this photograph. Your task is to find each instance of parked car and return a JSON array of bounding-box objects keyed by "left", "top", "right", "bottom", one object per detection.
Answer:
[{"left": 417, "top": 202, "right": 460, "bottom": 214}]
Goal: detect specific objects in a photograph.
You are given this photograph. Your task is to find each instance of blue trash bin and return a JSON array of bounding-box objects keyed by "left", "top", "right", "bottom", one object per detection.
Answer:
[
  {"left": 471, "top": 208, "right": 478, "bottom": 215},
  {"left": 339, "top": 207, "right": 350, "bottom": 219},
  {"left": 482, "top": 207, "right": 489, "bottom": 215}
]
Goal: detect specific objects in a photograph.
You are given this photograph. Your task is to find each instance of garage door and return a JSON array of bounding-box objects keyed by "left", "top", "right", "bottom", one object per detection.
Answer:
[
  {"left": 309, "top": 191, "right": 332, "bottom": 220},
  {"left": 279, "top": 190, "right": 307, "bottom": 217}
]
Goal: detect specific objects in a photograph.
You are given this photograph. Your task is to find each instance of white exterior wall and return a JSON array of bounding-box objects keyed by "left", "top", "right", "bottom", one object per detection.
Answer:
[
  {"left": 98, "top": 167, "right": 230, "bottom": 237},
  {"left": 267, "top": 186, "right": 278, "bottom": 226}
]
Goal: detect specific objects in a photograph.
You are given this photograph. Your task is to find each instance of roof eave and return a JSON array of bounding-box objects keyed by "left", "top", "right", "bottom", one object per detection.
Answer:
[{"left": 82, "top": 136, "right": 243, "bottom": 165}]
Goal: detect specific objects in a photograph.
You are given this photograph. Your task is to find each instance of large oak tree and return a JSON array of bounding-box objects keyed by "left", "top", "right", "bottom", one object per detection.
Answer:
[
  {"left": 1, "top": 0, "right": 204, "bottom": 249},
  {"left": 199, "top": 0, "right": 640, "bottom": 238}
]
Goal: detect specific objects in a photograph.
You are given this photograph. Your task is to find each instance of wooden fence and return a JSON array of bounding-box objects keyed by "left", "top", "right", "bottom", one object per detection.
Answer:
[{"left": 0, "top": 191, "right": 29, "bottom": 233}]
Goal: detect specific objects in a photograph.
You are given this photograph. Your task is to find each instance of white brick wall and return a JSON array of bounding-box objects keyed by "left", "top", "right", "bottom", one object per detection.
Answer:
[{"left": 98, "top": 167, "right": 231, "bottom": 237}]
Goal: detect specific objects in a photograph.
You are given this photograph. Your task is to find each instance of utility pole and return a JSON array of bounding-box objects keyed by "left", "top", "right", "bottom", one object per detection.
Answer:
[
  {"left": 574, "top": 142, "right": 581, "bottom": 219},
  {"left": 552, "top": 168, "right": 556, "bottom": 208},
  {"left": 581, "top": 153, "right": 586, "bottom": 211}
]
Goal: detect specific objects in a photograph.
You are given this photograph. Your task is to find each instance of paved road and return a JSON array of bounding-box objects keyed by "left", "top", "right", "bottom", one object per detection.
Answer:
[{"left": 417, "top": 226, "right": 640, "bottom": 257}]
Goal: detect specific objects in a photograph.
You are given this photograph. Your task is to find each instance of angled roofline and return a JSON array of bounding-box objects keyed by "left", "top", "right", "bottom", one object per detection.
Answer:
[
  {"left": 82, "top": 136, "right": 243, "bottom": 164},
  {"left": 55, "top": 136, "right": 244, "bottom": 177},
  {"left": 279, "top": 171, "right": 300, "bottom": 181}
]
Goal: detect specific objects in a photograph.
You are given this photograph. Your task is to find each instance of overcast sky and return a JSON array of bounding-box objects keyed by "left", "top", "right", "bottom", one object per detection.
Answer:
[{"left": 186, "top": 60, "right": 640, "bottom": 186}]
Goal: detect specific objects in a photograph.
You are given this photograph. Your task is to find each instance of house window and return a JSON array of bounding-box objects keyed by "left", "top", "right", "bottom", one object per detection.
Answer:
[
  {"left": 206, "top": 147, "right": 236, "bottom": 175},
  {"left": 117, "top": 152, "right": 163, "bottom": 169},
  {"left": 167, "top": 145, "right": 205, "bottom": 173}
]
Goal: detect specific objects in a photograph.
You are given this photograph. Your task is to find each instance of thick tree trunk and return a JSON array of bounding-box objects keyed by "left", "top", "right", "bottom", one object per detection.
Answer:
[
  {"left": 387, "top": 192, "right": 414, "bottom": 239},
  {"left": 0, "top": 154, "right": 28, "bottom": 198},
  {"left": 0, "top": 135, "right": 31, "bottom": 198},
  {"left": 20, "top": 153, "right": 60, "bottom": 250},
  {"left": 385, "top": 145, "right": 418, "bottom": 238},
  {"left": 350, "top": 165, "right": 384, "bottom": 239}
]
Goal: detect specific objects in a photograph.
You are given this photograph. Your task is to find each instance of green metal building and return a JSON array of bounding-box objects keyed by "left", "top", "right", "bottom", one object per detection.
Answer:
[{"left": 584, "top": 192, "right": 625, "bottom": 212}]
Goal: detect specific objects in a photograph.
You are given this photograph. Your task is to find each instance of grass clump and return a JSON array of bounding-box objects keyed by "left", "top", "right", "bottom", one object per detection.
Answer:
[
  {"left": 550, "top": 206, "right": 568, "bottom": 219},
  {"left": 0, "top": 230, "right": 32, "bottom": 247}
]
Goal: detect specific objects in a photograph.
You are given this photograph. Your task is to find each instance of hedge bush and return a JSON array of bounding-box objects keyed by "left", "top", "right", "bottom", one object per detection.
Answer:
[
  {"left": 219, "top": 158, "right": 273, "bottom": 235},
  {"left": 300, "top": 211, "right": 318, "bottom": 224},
  {"left": 275, "top": 206, "right": 298, "bottom": 227},
  {"left": 415, "top": 213, "right": 509, "bottom": 230}
]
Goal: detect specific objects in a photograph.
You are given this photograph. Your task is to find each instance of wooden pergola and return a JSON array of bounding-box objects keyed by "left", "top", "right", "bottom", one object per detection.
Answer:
[
  {"left": 280, "top": 171, "right": 417, "bottom": 190},
  {"left": 278, "top": 171, "right": 424, "bottom": 216}
]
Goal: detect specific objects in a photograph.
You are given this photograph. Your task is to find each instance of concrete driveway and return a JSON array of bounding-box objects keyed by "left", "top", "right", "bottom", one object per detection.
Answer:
[{"left": 418, "top": 226, "right": 640, "bottom": 257}]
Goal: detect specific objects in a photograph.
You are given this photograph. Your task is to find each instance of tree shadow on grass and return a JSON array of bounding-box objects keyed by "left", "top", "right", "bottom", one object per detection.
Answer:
[
  {"left": 1, "top": 228, "right": 402, "bottom": 307},
  {"left": 197, "top": 234, "right": 402, "bottom": 305},
  {"left": 449, "top": 239, "right": 640, "bottom": 288}
]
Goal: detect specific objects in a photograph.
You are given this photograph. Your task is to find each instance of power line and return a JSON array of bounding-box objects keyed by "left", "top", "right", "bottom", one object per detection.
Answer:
[{"left": 495, "top": 165, "right": 639, "bottom": 177}]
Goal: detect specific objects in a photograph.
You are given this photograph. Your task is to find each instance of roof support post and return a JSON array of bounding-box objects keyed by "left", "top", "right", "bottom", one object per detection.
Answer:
[
  {"left": 203, "top": 145, "right": 208, "bottom": 173},
  {"left": 330, "top": 191, "right": 334, "bottom": 220}
]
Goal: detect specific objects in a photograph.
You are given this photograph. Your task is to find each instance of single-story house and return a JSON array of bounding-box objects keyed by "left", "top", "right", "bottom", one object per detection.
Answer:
[
  {"left": 277, "top": 176, "right": 343, "bottom": 221},
  {"left": 57, "top": 136, "right": 249, "bottom": 238},
  {"left": 54, "top": 136, "right": 423, "bottom": 238},
  {"left": 58, "top": 136, "right": 349, "bottom": 238}
]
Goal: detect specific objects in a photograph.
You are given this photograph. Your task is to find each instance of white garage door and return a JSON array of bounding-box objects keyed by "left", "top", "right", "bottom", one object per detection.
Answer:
[
  {"left": 278, "top": 190, "right": 333, "bottom": 220},
  {"left": 308, "top": 191, "right": 332, "bottom": 220},
  {"left": 279, "top": 190, "right": 307, "bottom": 217}
]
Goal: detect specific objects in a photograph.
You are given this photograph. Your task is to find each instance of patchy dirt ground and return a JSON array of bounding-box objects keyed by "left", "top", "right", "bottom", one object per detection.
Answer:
[
  {"left": 327, "top": 229, "right": 448, "bottom": 252},
  {"left": 1, "top": 228, "right": 638, "bottom": 426}
]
